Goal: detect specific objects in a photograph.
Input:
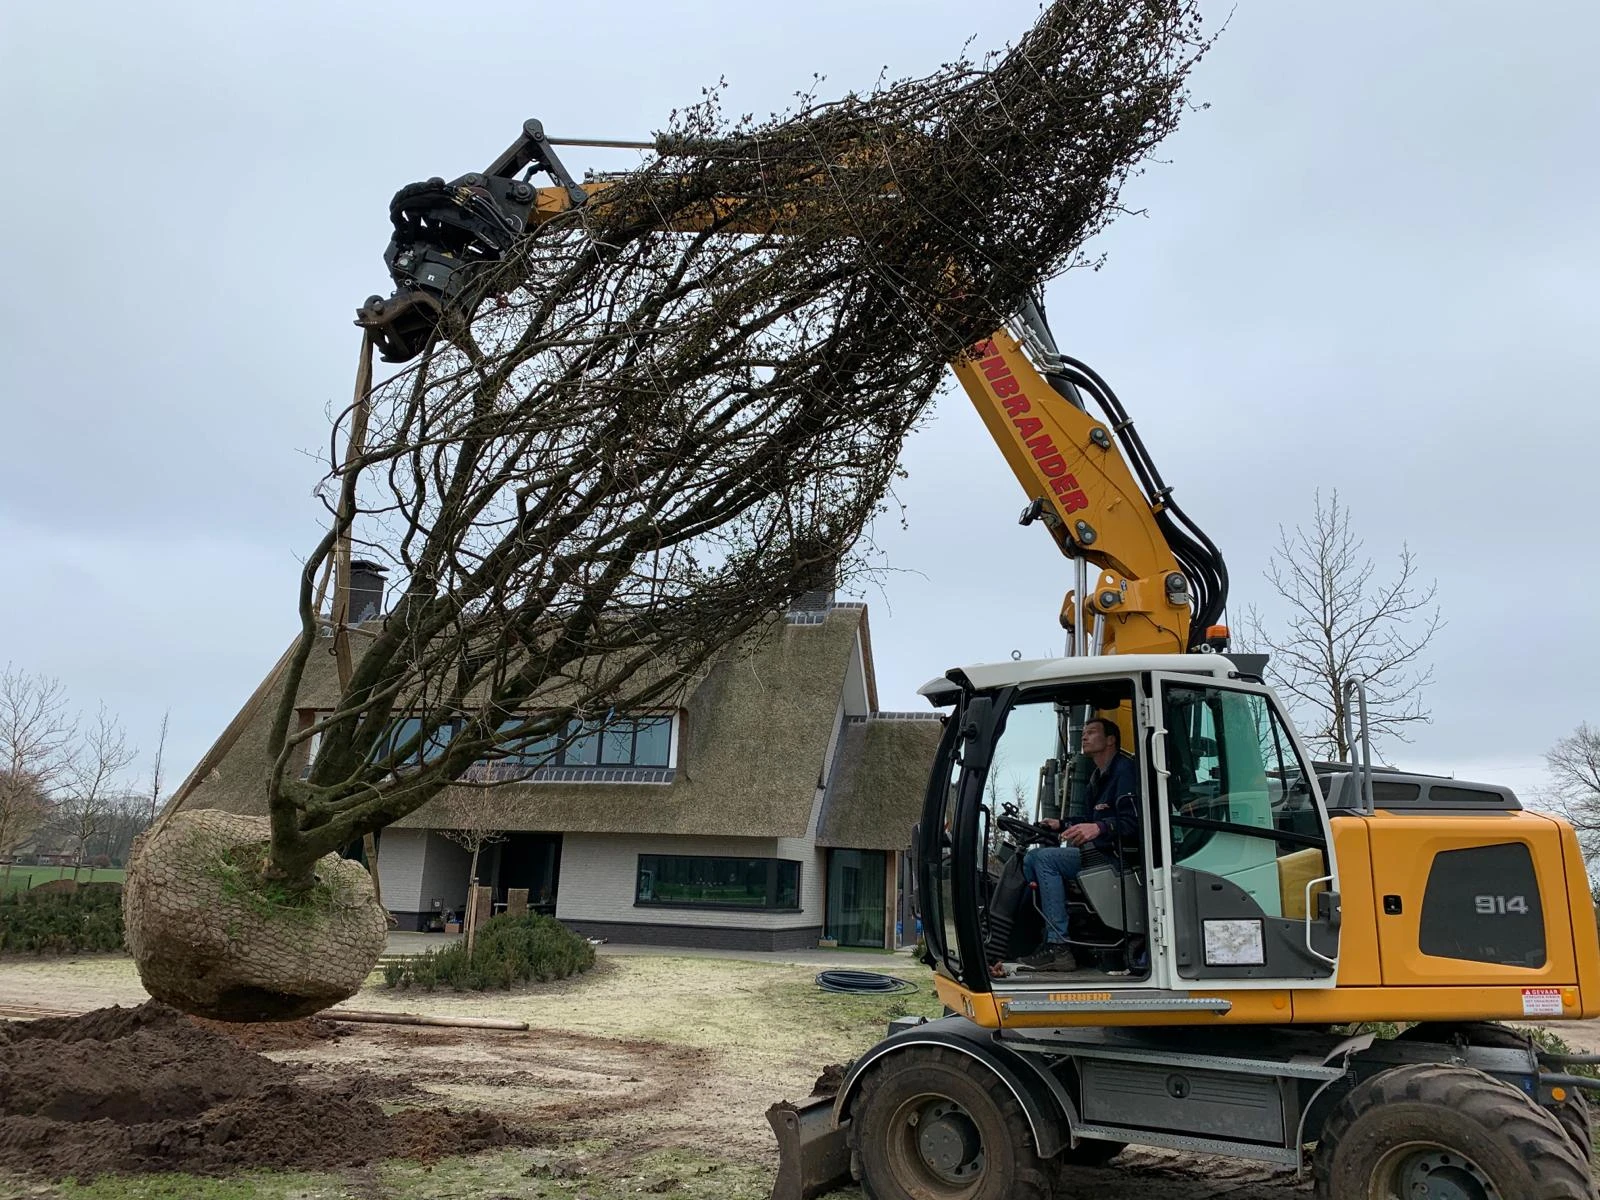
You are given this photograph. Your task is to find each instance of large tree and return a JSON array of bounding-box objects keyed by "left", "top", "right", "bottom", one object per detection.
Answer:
[
  {"left": 258, "top": 0, "right": 1212, "bottom": 889},
  {"left": 1244, "top": 490, "right": 1442, "bottom": 761},
  {"left": 128, "top": 0, "right": 1214, "bottom": 1018}
]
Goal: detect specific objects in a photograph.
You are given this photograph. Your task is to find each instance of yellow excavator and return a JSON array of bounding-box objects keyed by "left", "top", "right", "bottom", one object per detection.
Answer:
[{"left": 357, "top": 120, "right": 1600, "bottom": 1200}]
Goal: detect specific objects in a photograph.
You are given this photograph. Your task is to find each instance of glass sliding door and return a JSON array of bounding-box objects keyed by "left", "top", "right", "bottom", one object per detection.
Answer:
[{"left": 827, "top": 849, "right": 888, "bottom": 948}]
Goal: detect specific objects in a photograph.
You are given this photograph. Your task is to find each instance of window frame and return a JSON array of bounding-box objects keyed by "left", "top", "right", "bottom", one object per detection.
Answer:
[{"left": 633, "top": 853, "right": 802, "bottom": 912}]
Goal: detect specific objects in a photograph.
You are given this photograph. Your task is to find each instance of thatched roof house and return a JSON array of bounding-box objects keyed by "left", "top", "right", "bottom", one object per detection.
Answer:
[{"left": 174, "top": 592, "right": 941, "bottom": 950}]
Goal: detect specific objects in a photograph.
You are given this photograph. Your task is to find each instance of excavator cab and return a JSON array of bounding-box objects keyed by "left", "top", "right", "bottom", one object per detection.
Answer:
[{"left": 917, "top": 652, "right": 1342, "bottom": 1011}]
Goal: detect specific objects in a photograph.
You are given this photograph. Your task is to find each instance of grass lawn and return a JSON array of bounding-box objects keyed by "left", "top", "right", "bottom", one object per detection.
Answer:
[{"left": 0, "top": 867, "right": 125, "bottom": 894}]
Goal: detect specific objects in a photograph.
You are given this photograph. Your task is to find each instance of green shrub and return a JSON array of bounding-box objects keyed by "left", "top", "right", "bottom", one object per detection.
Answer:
[
  {"left": 391, "top": 913, "right": 595, "bottom": 992},
  {"left": 410, "top": 954, "right": 439, "bottom": 990},
  {"left": 382, "top": 960, "right": 407, "bottom": 988},
  {"left": 0, "top": 885, "right": 125, "bottom": 955}
]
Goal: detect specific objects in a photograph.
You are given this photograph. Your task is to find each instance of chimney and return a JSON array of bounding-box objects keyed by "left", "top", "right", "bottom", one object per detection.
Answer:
[
  {"left": 346, "top": 560, "right": 388, "bottom": 624},
  {"left": 788, "top": 559, "right": 838, "bottom": 614}
]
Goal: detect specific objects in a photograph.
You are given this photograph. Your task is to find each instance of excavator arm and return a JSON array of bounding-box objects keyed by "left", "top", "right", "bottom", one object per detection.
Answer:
[{"left": 355, "top": 118, "right": 1227, "bottom": 656}]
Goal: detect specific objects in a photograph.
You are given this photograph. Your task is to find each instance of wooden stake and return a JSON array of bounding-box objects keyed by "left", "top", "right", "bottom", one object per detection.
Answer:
[
  {"left": 325, "top": 1009, "right": 530, "bottom": 1031},
  {"left": 331, "top": 334, "right": 383, "bottom": 907}
]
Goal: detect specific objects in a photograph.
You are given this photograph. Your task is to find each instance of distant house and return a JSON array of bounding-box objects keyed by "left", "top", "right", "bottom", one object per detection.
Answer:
[{"left": 172, "top": 581, "right": 939, "bottom": 951}]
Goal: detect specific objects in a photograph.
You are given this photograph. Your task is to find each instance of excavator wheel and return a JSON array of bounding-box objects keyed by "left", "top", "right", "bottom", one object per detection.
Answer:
[
  {"left": 847, "top": 1046, "right": 1052, "bottom": 1200},
  {"left": 1313, "top": 1063, "right": 1593, "bottom": 1200},
  {"left": 1553, "top": 1091, "right": 1596, "bottom": 1164},
  {"left": 1398, "top": 1021, "right": 1595, "bottom": 1161}
]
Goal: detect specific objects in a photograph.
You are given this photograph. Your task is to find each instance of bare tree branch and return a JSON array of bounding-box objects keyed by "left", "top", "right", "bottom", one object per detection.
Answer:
[{"left": 147, "top": 709, "right": 169, "bottom": 825}]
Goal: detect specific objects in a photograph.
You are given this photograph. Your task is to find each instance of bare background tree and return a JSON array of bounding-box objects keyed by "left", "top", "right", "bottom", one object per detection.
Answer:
[
  {"left": 437, "top": 798, "right": 518, "bottom": 893},
  {"left": 0, "top": 664, "right": 78, "bottom": 881},
  {"left": 1543, "top": 722, "right": 1600, "bottom": 865},
  {"left": 59, "top": 706, "right": 138, "bottom": 881},
  {"left": 98, "top": 793, "right": 156, "bottom": 868},
  {"left": 435, "top": 792, "right": 526, "bottom": 951},
  {"left": 1242, "top": 490, "right": 1442, "bottom": 761}
]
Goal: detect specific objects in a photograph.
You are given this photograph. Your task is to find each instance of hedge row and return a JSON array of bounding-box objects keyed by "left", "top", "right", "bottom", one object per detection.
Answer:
[
  {"left": 383, "top": 912, "right": 594, "bottom": 991},
  {"left": 0, "top": 884, "right": 124, "bottom": 955}
]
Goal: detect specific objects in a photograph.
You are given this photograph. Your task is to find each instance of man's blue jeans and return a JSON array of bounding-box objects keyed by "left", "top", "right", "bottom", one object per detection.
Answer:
[{"left": 1023, "top": 844, "right": 1083, "bottom": 945}]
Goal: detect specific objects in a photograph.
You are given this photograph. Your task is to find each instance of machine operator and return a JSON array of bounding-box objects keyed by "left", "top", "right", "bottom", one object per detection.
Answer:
[{"left": 1019, "top": 717, "right": 1141, "bottom": 973}]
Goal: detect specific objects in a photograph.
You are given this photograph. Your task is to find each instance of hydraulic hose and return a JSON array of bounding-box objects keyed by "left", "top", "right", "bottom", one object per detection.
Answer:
[
  {"left": 814, "top": 970, "right": 917, "bottom": 995},
  {"left": 1024, "top": 295, "right": 1230, "bottom": 649}
]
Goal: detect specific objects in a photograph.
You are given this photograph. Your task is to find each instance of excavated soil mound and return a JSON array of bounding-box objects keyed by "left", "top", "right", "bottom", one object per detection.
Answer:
[{"left": 0, "top": 1002, "right": 522, "bottom": 1179}]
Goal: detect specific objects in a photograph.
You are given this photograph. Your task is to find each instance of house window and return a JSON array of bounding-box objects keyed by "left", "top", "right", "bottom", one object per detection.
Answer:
[
  {"left": 635, "top": 855, "right": 801, "bottom": 910},
  {"left": 302, "top": 710, "right": 677, "bottom": 778},
  {"left": 377, "top": 716, "right": 456, "bottom": 766},
  {"left": 501, "top": 715, "right": 674, "bottom": 770},
  {"left": 826, "top": 849, "right": 887, "bottom": 947}
]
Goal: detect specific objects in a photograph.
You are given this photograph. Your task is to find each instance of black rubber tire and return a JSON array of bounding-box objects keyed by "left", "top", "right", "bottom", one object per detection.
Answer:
[
  {"left": 1054, "top": 1138, "right": 1126, "bottom": 1168},
  {"left": 848, "top": 1046, "right": 1052, "bottom": 1200},
  {"left": 1313, "top": 1063, "right": 1593, "bottom": 1200},
  {"left": 1555, "top": 1090, "right": 1595, "bottom": 1163},
  {"left": 1398, "top": 1021, "right": 1594, "bottom": 1161}
]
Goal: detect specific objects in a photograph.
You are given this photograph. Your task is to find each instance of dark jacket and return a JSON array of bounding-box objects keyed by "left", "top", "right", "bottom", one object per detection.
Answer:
[{"left": 1086, "top": 753, "right": 1141, "bottom": 855}]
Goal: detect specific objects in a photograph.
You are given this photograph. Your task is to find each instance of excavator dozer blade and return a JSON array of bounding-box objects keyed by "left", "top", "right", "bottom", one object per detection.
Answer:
[{"left": 767, "top": 1096, "right": 852, "bottom": 1200}]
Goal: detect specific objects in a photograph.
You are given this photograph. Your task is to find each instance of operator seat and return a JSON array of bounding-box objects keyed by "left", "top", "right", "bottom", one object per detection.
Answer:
[{"left": 1073, "top": 855, "right": 1147, "bottom": 935}]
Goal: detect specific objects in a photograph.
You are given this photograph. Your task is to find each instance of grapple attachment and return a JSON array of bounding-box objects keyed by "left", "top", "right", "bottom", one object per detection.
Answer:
[{"left": 355, "top": 118, "right": 587, "bottom": 363}]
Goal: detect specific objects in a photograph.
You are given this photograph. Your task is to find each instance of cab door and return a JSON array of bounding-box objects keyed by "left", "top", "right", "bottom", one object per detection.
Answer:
[{"left": 1151, "top": 674, "right": 1340, "bottom": 986}]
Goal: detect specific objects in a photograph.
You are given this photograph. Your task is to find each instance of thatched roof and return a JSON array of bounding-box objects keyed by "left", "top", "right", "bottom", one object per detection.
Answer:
[
  {"left": 177, "top": 606, "right": 883, "bottom": 841},
  {"left": 816, "top": 714, "right": 944, "bottom": 851}
]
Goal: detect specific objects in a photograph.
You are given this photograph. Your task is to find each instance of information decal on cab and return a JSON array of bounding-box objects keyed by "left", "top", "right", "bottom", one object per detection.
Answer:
[{"left": 1522, "top": 987, "right": 1563, "bottom": 1016}]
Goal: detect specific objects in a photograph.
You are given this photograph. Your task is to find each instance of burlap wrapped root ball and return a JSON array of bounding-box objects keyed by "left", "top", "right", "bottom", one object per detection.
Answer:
[{"left": 123, "top": 809, "right": 389, "bottom": 1021}]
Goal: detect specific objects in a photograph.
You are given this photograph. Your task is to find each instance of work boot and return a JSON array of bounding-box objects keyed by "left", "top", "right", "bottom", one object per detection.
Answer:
[{"left": 1018, "top": 943, "right": 1077, "bottom": 972}]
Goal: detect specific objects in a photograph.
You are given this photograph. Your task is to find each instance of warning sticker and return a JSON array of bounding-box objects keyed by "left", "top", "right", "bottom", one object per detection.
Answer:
[{"left": 1522, "top": 987, "right": 1563, "bottom": 1016}]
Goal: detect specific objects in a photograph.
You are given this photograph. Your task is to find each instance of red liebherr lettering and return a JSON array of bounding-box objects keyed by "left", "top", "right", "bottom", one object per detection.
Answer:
[{"left": 974, "top": 343, "right": 1089, "bottom": 514}]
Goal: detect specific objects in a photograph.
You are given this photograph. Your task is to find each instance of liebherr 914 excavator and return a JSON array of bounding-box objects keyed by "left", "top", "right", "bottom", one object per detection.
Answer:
[{"left": 357, "top": 120, "right": 1600, "bottom": 1200}]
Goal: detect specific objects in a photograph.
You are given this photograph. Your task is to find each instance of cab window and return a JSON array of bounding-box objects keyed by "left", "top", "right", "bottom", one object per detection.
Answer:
[{"left": 1165, "top": 684, "right": 1324, "bottom": 859}]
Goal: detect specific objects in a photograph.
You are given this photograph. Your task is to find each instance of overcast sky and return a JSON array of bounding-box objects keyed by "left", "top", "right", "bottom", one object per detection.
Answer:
[{"left": 2, "top": 0, "right": 1596, "bottom": 805}]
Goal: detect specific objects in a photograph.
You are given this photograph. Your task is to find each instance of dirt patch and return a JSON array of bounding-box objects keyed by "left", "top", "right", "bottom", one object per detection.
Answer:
[
  {"left": 190, "top": 1013, "right": 351, "bottom": 1052},
  {"left": 0, "top": 1001, "right": 525, "bottom": 1179}
]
